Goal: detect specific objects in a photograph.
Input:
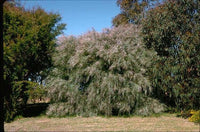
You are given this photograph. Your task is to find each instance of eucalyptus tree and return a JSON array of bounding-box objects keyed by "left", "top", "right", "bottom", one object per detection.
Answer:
[
  {"left": 112, "top": 0, "right": 160, "bottom": 26},
  {"left": 142, "top": 0, "right": 200, "bottom": 111}
]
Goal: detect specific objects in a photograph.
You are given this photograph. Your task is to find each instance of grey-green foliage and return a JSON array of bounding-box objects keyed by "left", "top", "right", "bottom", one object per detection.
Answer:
[{"left": 46, "top": 25, "right": 166, "bottom": 117}]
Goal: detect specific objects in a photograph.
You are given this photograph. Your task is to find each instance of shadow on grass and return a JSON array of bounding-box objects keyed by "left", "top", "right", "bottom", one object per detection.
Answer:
[{"left": 22, "top": 103, "right": 49, "bottom": 117}]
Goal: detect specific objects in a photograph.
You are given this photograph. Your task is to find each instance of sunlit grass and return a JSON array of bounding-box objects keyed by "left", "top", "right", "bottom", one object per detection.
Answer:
[{"left": 5, "top": 114, "right": 199, "bottom": 131}]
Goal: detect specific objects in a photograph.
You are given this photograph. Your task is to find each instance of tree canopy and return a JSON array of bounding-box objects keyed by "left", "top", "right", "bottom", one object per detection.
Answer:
[
  {"left": 3, "top": 2, "right": 66, "bottom": 121},
  {"left": 112, "top": 0, "right": 160, "bottom": 26},
  {"left": 142, "top": 0, "right": 200, "bottom": 110}
]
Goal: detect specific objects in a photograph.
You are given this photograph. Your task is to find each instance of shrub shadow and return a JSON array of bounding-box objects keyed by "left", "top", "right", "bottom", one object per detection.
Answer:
[{"left": 22, "top": 103, "right": 49, "bottom": 117}]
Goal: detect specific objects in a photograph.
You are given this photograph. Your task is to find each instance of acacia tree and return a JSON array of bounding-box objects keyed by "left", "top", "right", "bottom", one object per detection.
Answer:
[
  {"left": 3, "top": 2, "right": 66, "bottom": 121},
  {"left": 142, "top": 0, "right": 200, "bottom": 111},
  {"left": 46, "top": 25, "right": 166, "bottom": 117}
]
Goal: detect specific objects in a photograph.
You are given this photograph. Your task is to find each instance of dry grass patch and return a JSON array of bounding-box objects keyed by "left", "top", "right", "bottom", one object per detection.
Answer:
[{"left": 5, "top": 114, "right": 199, "bottom": 131}]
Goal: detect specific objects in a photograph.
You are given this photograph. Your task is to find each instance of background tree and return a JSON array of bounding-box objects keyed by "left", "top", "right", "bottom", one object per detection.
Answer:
[
  {"left": 142, "top": 0, "right": 200, "bottom": 111},
  {"left": 46, "top": 25, "right": 166, "bottom": 117},
  {"left": 3, "top": 1, "right": 66, "bottom": 121},
  {"left": 112, "top": 0, "right": 159, "bottom": 26}
]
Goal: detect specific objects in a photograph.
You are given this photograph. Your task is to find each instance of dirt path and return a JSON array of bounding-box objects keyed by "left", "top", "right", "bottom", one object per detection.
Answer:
[{"left": 5, "top": 115, "right": 199, "bottom": 131}]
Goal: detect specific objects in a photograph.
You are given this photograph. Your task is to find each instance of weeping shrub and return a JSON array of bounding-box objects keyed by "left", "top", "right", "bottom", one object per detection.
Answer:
[{"left": 46, "top": 24, "right": 166, "bottom": 117}]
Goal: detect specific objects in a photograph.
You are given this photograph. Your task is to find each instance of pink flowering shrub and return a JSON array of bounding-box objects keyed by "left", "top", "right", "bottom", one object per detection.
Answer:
[{"left": 46, "top": 24, "right": 166, "bottom": 117}]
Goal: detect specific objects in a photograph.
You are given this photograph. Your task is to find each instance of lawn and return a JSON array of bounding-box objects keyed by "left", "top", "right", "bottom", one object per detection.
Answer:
[{"left": 5, "top": 114, "right": 199, "bottom": 131}]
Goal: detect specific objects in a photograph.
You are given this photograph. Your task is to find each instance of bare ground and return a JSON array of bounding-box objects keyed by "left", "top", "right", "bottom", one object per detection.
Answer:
[{"left": 5, "top": 114, "right": 199, "bottom": 131}]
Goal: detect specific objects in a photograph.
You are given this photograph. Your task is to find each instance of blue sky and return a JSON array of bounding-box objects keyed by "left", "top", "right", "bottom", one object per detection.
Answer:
[{"left": 22, "top": 0, "right": 120, "bottom": 36}]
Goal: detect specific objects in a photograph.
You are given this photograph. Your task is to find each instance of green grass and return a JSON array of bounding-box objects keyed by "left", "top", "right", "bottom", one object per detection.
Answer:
[{"left": 5, "top": 113, "right": 199, "bottom": 131}]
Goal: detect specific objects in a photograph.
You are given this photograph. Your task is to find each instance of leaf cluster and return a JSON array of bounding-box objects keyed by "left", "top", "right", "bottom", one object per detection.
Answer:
[
  {"left": 112, "top": 0, "right": 160, "bottom": 26},
  {"left": 189, "top": 110, "right": 200, "bottom": 123},
  {"left": 3, "top": 2, "right": 66, "bottom": 82}
]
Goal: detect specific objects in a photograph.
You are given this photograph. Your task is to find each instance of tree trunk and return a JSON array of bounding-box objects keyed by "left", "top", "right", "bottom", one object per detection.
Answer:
[{"left": 0, "top": 0, "right": 6, "bottom": 131}]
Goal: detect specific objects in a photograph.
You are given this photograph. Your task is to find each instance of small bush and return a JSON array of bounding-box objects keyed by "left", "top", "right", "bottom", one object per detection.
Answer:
[{"left": 189, "top": 110, "right": 200, "bottom": 124}]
